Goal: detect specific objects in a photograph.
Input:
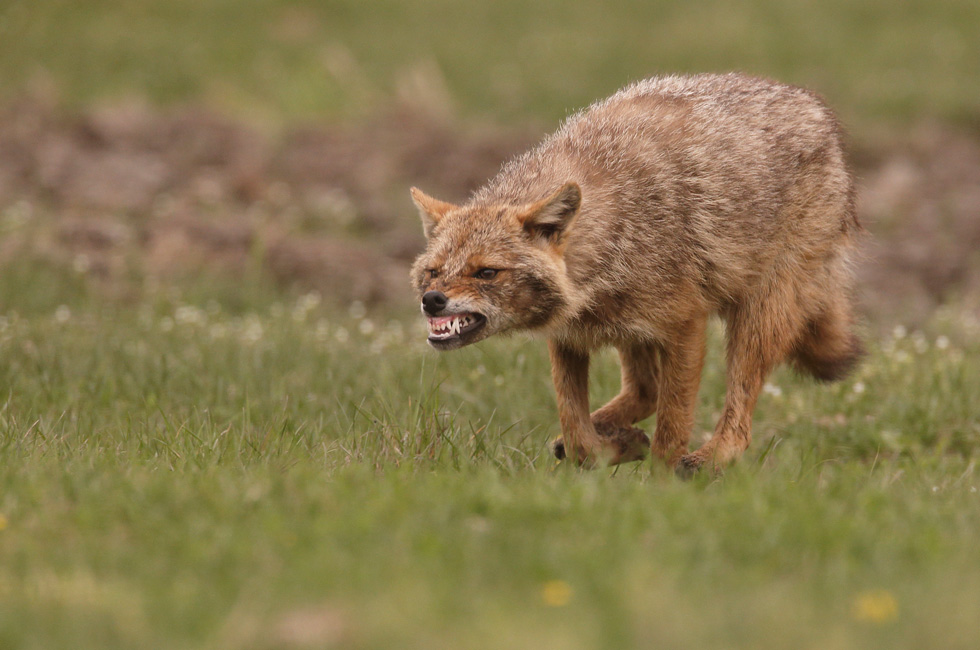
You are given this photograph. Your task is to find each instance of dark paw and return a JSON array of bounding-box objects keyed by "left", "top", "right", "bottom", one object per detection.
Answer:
[{"left": 551, "top": 437, "right": 566, "bottom": 460}]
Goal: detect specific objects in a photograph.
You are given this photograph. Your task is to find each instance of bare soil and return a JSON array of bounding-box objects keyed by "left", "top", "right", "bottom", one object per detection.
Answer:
[{"left": 1, "top": 96, "right": 979, "bottom": 322}]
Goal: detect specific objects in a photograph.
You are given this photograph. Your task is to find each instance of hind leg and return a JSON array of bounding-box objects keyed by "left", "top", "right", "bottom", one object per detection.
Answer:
[
  {"left": 679, "top": 281, "right": 805, "bottom": 473},
  {"left": 552, "top": 342, "right": 658, "bottom": 463}
]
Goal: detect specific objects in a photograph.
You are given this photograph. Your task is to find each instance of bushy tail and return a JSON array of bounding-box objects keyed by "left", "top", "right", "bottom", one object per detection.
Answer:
[{"left": 791, "top": 305, "right": 864, "bottom": 382}]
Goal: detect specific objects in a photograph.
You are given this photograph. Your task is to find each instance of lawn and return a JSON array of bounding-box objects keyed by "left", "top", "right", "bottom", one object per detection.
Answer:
[
  {"left": 2, "top": 0, "right": 978, "bottom": 129},
  {"left": 1, "top": 289, "right": 978, "bottom": 648},
  {"left": 1, "top": 0, "right": 980, "bottom": 648}
]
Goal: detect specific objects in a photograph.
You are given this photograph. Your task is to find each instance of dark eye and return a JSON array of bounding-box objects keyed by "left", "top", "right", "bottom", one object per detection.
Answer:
[
  {"left": 427, "top": 269, "right": 439, "bottom": 279},
  {"left": 474, "top": 268, "right": 498, "bottom": 280}
]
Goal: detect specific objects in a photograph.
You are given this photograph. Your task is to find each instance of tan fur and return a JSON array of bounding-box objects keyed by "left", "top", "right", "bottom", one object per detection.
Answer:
[{"left": 411, "top": 73, "right": 862, "bottom": 472}]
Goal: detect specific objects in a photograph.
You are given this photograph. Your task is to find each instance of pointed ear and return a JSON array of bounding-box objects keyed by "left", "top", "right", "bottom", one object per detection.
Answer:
[
  {"left": 411, "top": 187, "right": 458, "bottom": 238},
  {"left": 516, "top": 182, "right": 581, "bottom": 245}
]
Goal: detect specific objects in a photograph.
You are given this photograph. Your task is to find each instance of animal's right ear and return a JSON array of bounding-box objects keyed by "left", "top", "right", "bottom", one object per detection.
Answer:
[{"left": 410, "top": 187, "right": 457, "bottom": 238}]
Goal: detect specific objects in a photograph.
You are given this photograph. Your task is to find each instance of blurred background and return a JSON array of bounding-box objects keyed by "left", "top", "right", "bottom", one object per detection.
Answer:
[{"left": 1, "top": 0, "right": 979, "bottom": 323}]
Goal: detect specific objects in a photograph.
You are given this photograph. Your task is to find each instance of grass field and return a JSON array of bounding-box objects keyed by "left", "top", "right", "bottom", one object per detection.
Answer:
[
  {"left": 1, "top": 286, "right": 979, "bottom": 649},
  {"left": 2, "top": 0, "right": 980, "bottom": 648},
  {"left": 3, "top": 0, "right": 979, "bottom": 129}
]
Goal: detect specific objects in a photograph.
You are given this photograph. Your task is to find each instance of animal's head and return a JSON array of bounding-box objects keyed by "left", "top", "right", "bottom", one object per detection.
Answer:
[{"left": 409, "top": 182, "right": 581, "bottom": 350}]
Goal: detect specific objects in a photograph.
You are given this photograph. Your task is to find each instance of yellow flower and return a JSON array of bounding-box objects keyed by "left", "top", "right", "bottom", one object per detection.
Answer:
[
  {"left": 0, "top": 514, "right": 8, "bottom": 531},
  {"left": 852, "top": 589, "right": 898, "bottom": 624},
  {"left": 541, "top": 580, "right": 572, "bottom": 607}
]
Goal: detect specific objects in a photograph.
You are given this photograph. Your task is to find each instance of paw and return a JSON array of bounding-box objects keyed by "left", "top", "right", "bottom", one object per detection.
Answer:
[
  {"left": 550, "top": 436, "right": 567, "bottom": 460},
  {"left": 551, "top": 424, "right": 650, "bottom": 465},
  {"left": 675, "top": 452, "right": 704, "bottom": 479},
  {"left": 595, "top": 423, "right": 650, "bottom": 464}
]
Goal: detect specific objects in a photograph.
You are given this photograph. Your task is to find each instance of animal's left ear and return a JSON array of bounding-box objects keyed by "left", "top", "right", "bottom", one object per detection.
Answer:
[
  {"left": 410, "top": 187, "right": 458, "bottom": 239},
  {"left": 516, "top": 182, "right": 581, "bottom": 246}
]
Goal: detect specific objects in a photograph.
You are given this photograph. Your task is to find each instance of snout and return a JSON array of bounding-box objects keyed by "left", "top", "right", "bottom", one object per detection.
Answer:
[{"left": 421, "top": 290, "right": 448, "bottom": 315}]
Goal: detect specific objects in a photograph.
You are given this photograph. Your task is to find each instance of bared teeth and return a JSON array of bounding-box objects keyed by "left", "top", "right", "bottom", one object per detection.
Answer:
[{"left": 428, "top": 313, "right": 476, "bottom": 338}]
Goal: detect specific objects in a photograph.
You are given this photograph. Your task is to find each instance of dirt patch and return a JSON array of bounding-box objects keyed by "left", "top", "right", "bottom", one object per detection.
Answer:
[
  {"left": 854, "top": 126, "right": 980, "bottom": 322},
  {"left": 0, "top": 96, "right": 535, "bottom": 305},
  {"left": 1, "top": 96, "right": 979, "bottom": 321}
]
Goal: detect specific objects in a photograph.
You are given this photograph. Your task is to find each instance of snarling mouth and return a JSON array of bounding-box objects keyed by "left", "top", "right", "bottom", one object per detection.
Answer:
[{"left": 426, "top": 312, "right": 487, "bottom": 348}]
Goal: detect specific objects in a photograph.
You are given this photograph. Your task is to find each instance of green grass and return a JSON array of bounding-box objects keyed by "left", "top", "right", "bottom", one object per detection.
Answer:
[
  {"left": 3, "top": 1, "right": 980, "bottom": 647},
  {"left": 1, "top": 289, "right": 979, "bottom": 649},
  {"left": 2, "top": 0, "right": 978, "bottom": 130}
]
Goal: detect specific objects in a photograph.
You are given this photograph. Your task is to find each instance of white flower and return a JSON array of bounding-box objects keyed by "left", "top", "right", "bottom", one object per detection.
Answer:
[
  {"left": 73, "top": 254, "right": 91, "bottom": 273},
  {"left": 292, "top": 292, "right": 322, "bottom": 321},
  {"left": 334, "top": 327, "right": 349, "bottom": 343},
  {"left": 762, "top": 383, "right": 783, "bottom": 397},
  {"left": 852, "top": 381, "right": 866, "bottom": 394},
  {"left": 175, "top": 305, "right": 206, "bottom": 326},
  {"left": 935, "top": 335, "right": 950, "bottom": 350},
  {"left": 348, "top": 300, "right": 367, "bottom": 320},
  {"left": 54, "top": 305, "right": 71, "bottom": 323},
  {"left": 241, "top": 317, "right": 264, "bottom": 344},
  {"left": 315, "top": 320, "right": 330, "bottom": 342},
  {"left": 912, "top": 333, "right": 928, "bottom": 353}
]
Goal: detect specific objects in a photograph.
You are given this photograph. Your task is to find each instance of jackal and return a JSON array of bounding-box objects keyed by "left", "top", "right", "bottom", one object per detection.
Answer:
[{"left": 410, "top": 73, "right": 862, "bottom": 472}]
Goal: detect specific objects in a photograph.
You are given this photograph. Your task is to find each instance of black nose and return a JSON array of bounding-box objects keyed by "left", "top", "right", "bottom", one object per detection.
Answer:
[{"left": 421, "top": 290, "right": 448, "bottom": 315}]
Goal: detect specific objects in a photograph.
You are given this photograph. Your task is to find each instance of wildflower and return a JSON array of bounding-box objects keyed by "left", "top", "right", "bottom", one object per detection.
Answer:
[
  {"left": 935, "top": 335, "right": 950, "bottom": 350},
  {"left": 209, "top": 323, "right": 228, "bottom": 340},
  {"left": 298, "top": 292, "right": 321, "bottom": 311},
  {"left": 762, "top": 383, "right": 783, "bottom": 397},
  {"left": 348, "top": 300, "right": 367, "bottom": 320},
  {"left": 852, "top": 589, "right": 898, "bottom": 624},
  {"left": 541, "top": 580, "right": 572, "bottom": 607},
  {"left": 54, "top": 305, "right": 71, "bottom": 323},
  {"left": 852, "top": 381, "right": 865, "bottom": 394},
  {"left": 912, "top": 333, "right": 928, "bottom": 353},
  {"left": 241, "top": 318, "right": 264, "bottom": 344},
  {"left": 892, "top": 325, "right": 907, "bottom": 339},
  {"left": 334, "top": 327, "right": 349, "bottom": 344},
  {"left": 0, "top": 514, "right": 7, "bottom": 531},
  {"left": 293, "top": 292, "right": 322, "bottom": 322},
  {"left": 73, "top": 254, "right": 91, "bottom": 273},
  {"left": 315, "top": 320, "right": 330, "bottom": 342},
  {"left": 175, "top": 305, "right": 206, "bottom": 326}
]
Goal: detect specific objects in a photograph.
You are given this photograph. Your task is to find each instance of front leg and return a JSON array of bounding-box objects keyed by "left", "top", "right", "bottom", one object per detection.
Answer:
[
  {"left": 552, "top": 342, "right": 655, "bottom": 464},
  {"left": 591, "top": 342, "right": 660, "bottom": 429},
  {"left": 548, "top": 341, "right": 636, "bottom": 467},
  {"left": 548, "top": 341, "right": 602, "bottom": 465},
  {"left": 654, "top": 316, "right": 707, "bottom": 467}
]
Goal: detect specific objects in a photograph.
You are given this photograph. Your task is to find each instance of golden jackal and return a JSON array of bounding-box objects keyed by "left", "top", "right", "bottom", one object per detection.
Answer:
[{"left": 410, "top": 73, "right": 862, "bottom": 472}]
